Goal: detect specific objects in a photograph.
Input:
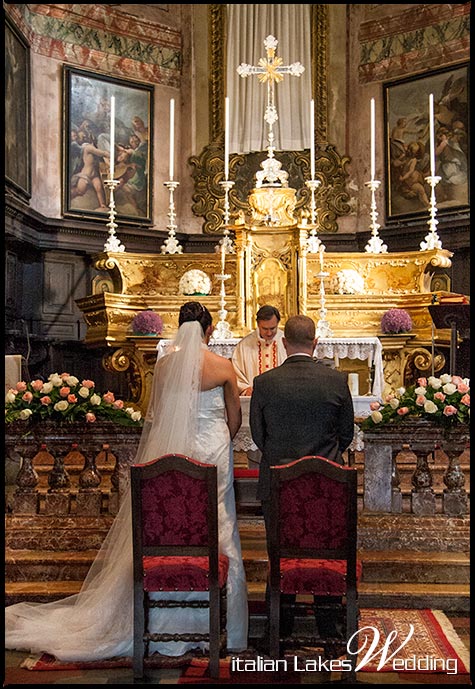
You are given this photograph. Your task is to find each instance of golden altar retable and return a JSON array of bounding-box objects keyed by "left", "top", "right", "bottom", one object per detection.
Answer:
[{"left": 76, "top": 188, "right": 454, "bottom": 414}]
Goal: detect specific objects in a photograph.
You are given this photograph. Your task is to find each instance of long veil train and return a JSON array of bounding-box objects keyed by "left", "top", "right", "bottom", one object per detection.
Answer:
[{"left": 5, "top": 322, "right": 206, "bottom": 661}]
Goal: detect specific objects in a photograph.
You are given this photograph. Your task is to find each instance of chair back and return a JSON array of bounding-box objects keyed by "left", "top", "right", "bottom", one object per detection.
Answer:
[
  {"left": 131, "top": 454, "right": 218, "bottom": 559},
  {"left": 269, "top": 455, "right": 358, "bottom": 569}
]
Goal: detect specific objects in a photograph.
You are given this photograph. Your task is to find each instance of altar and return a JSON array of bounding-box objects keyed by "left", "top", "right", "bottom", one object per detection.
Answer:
[{"left": 157, "top": 335, "right": 384, "bottom": 398}]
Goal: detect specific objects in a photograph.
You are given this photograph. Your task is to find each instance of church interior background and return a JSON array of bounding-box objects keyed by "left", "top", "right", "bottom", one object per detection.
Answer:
[
  {"left": 5, "top": 3, "right": 470, "bottom": 410},
  {"left": 4, "top": 4, "right": 471, "bottom": 679}
]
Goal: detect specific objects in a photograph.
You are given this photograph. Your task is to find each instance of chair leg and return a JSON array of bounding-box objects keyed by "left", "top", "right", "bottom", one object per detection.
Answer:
[
  {"left": 133, "top": 588, "right": 145, "bottom": 680},
  {"left": 209, "top": 585, "right": 220, "bottom": 679},
  {"left": 269, "top": 587, "right": 281, "bottom": 658}
]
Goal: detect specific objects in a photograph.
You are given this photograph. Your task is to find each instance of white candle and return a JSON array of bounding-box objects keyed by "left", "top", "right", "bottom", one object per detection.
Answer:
[
  {"left": 429, "top": 93, "right": 435, "bottom": 177},
  {"left": 319, "top": 245, "right": 324, "bottom": 271},
  {"left": 348, "top": 372, "right": 359, "bottom": 396},
  {"left": 169, "top": 98, "right": 175, "bottom": 181},
  {"left": 310, "top": 99, "right": 315, "bottom": 180},
  {"left": 334, "top": 353, "right": 339, "bottom": 369},
  {"left": 224, "top": 96, "right": 230, "bottom": 180},
  {"left": 370, "top": 98, "right": 375, "bottom": 181},
  {"left": 221, "top": 242, "right": 225, "bottom": 272},
  {"left": 110, "top": 96, "right": 115, "bottom": 179}
]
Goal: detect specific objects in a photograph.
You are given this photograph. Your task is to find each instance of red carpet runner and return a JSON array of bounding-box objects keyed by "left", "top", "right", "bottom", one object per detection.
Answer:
[{"left": 19, "top": 609, "right": 469, "bottom": 681}]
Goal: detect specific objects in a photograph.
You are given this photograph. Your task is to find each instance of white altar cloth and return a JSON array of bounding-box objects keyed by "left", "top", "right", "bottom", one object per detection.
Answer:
[{"left": 157, "top": 336, "right": 384, "bottom": 399}]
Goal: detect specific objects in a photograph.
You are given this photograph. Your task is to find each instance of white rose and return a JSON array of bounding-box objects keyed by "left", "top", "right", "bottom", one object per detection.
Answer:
[
  {"left": 54, "top": 400, "right": 69, "bottom": 412},
  {"left": 41, "top": 381, "right": 54, "bottom": 394},
  {"left": 389, "top": 398, "right": 400, "bottom": 409},
  {"left": 19, "top": 408, "right": 33, "bottom": 420},
  {"left": 90, "top": 394, "right": 102, "bottom": 406},
  {"left": 463, "top": 378, "right": 470, "bottom": 387},
  {"left": 131, "top": 411, "right": 142, "bottom": 422},
  {"left": 440, "top": 374, "right": 452, "bottom": 384},
  {"left": 125, "top": 407, "right": 135, "bottom": 415},
  {"left": 370, "top": 410, "right": 383, "bottom": 423},
  {"left": 424, "top": 400, "right": 438, "bottom": 414},
  {"left": 414, "top": 386, "right": 426, "bottom": 396},
  {"left": 427, "top": 377, "right": 442, "bottom": 389},
  {"left": 396, "top": 387, "right": 405, "bottom": 396},
  {"left": 78, "top": 387, "right": 90, "bottom": 399},
  {"left": 50, "top": 375, "right": 63, "bottom": 387},
  {"left": 65, "top": 376, "right": 79, "bottom": 387},
  {"left": 442, "top": 383, "right": 457, "bottom": 396},
  {"left": 5, "top": 391, "right": 16, "bottom": 404}
]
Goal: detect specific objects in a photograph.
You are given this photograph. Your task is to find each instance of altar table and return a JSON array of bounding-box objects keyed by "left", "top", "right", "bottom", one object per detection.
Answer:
[{"left": 157, "top": 336, "right": 384, "bottom": 398}]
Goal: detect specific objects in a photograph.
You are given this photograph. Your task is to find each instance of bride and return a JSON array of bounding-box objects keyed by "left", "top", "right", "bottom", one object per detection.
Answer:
[{"left": 5, "top": 301, "right": 249, "bottom": 660}]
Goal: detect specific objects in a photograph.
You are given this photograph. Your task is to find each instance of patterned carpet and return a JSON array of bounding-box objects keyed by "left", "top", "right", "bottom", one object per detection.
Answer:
[{"left": 4, "top": 609, "right": 470, "bottom": 685}]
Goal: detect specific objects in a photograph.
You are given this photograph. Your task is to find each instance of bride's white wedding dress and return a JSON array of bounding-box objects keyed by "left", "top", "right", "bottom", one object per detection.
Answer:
[{"left": 5, "top": 388, "right": 248, "bottom": 661}]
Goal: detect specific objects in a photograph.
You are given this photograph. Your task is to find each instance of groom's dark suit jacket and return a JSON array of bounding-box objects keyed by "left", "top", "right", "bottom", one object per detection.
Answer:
[{"left": 250, "top": 355, "right": 355, "bottom": 501}]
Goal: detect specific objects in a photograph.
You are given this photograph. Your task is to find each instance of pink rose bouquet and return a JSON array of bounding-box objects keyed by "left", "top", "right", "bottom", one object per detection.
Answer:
[
  {"left": 360, "top": 374, "right": 470, "bottom": 432},
  {"left": 5, "top": 372, "right": 143, "bottom": 427}
]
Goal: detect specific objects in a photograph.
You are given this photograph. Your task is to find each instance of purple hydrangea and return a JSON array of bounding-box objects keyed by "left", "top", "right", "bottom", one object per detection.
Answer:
[
  {"left": 380, "top": 309, "right": 412, "bottom": 334},
  {"left": 132, "top": 309, "right": 163, "bottom": 335}
]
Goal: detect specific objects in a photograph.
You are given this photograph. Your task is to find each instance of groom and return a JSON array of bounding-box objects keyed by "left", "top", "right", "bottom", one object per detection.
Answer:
[{"left": 250, "top": 314, "right": 355, "bottom": 639}]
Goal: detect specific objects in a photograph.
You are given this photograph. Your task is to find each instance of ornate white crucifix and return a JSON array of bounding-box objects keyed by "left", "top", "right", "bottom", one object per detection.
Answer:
[{"left": 237, "top": 35, "right": 305, "bottom": 187}]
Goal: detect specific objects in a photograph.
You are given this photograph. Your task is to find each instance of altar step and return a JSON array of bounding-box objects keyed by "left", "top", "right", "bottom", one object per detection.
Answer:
[{"left": 5, "top": 516, "right": 470, "bottom": 612}]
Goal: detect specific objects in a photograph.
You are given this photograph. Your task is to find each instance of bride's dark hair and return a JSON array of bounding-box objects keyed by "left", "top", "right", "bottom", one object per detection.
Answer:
[{"left": 179, "top": 301, "right": 212, "bottom": 335}]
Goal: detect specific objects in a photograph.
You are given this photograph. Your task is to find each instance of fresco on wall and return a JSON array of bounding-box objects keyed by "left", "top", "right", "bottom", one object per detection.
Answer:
[
  {"left": 63, "top": 67, "right": 154, "bottom": 223},
  {"left": 384, "top": 64, "right": 469, "bottom": 220}
]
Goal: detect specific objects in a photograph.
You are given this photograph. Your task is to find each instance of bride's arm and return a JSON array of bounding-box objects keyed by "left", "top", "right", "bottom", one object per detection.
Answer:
[{"left": 223, "top": 361, "right": 242, "bottom": 439}]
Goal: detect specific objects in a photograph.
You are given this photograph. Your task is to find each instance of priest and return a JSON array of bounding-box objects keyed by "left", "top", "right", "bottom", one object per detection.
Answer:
[{"left": 232, "top": 305, "right": 287, "bottom": 396}]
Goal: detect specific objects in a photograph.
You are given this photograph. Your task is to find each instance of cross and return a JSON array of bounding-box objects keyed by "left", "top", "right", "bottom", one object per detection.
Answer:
[
  {"left": 237, "top": 35, "right": 305, "bottom": 187},
  {"left": 236, "top": 34, "right": 305, "bottom": 84}
]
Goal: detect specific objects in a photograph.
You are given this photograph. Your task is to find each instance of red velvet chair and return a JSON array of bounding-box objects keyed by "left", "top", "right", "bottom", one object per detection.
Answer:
[
  {"left": 268, "top": 455, "right": 361, "bottom": 679},
  {"left": 131, "top": 454, "right": 229, "bottom": 680}
]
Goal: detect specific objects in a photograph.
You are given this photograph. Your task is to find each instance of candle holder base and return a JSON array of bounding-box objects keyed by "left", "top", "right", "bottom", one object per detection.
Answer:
[
  {"left": 315, "top": 319, "right": 333, "bottom": 339},
  {"left": 211, "top": 319, "right": 234, "bottom": 340}
]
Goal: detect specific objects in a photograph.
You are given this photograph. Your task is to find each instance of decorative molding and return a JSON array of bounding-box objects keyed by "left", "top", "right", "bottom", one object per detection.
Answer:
[
  {"left": 358, "top": 4, "right": 470, "bottom": 83},
  {"left": 5, "top": 4, "right": 182, "bottom": 85}
]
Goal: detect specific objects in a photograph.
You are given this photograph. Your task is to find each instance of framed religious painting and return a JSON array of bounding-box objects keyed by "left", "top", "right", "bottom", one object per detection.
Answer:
[
  {"left": 5, "top": 15, "right": 31, "bottom": 199},
  {"left": 384, "top": 63, "right": 469, "bottom": 220},
  {"left": 63, "top": 66, "right": 154, "bottom": 223}
]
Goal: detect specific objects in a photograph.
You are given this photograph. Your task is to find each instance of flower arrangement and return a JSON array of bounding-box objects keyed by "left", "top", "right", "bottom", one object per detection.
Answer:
[
  {"left": 331, "top": 269, "right": 365, "bottom": 295},
  {"left": 360, "top": 374, "right": 470, "bottom": 432},
  {"left": 178, "top": 269, "right": 211, "bottom": 296},
  {"left": 131, "top": 309, "right": 163, "bottom": 335},
  {"left": 380, "top": 308, "right": 412, "bottom": 334},
  {"left": 5, "top": 373, "right": 143, "bottom": 427}
]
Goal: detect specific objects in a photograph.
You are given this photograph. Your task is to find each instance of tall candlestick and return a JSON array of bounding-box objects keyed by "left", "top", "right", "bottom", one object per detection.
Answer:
[
  {"left": 429, "top": 93, "right": 435, "bottom": 177},
  {"left": 221, "top": 242, "right": 225, "bottom": 272},
  {"left": 110, "top": 96, "right": 115, "bottom": 179},
  {"left": 310, "top": 99, "right": 315, "bottom": 180},
  {"left": 224, "top": 96, "right": 230, "bottom": 180},
  {"left": 370, "top": 98, "right": 375, "bottom": 181},
  {"left": 169, "top": 98, "right": 175, "bottom": 181}
]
